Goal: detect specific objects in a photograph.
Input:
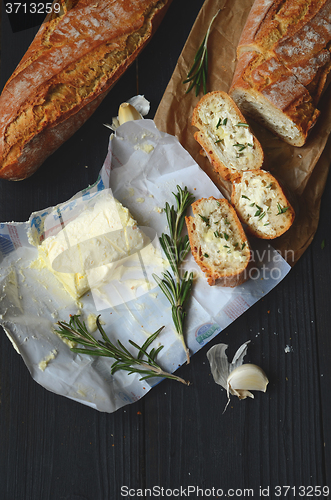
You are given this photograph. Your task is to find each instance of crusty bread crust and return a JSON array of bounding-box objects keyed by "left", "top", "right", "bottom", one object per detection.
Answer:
[
  {"left": 231, "top": 169, "right": 295, "bottom": 239},
  {"left": 0, "top": 0, "right": 172, "bottom": 180},
  {"left": 230, "top": 0, "right": 331, "bottom": 146},
  {"left": 185, "top": 197, "right": 251, "bottom": 286},
  {"left": 192, "top": 91, "right": 264, "bottom": 182}
]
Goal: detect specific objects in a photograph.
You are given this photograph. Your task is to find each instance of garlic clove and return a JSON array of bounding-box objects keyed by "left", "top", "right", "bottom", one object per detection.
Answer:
[
  {"left": 118, "top": 102, "right": 142, "bottom": 125},
  {"left": 227, "top": 363, "right": 269, "bottom": 400},
  {"left": 207, "top": 341, "right": 269, "bottom": 412},
  {"left": 230, "top": 389, "right": 255, "bottom": 400},
  {"left": 105, "top": 95, "right": 150, "bottom": 131}
]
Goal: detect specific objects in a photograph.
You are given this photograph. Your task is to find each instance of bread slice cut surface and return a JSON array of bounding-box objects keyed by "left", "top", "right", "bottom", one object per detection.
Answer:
[
  {"left": 192, "top": 91, "right": 264, "bottom": 181},
  {"left": 231, "top": 170, "right": 295, "bottom": 239}
]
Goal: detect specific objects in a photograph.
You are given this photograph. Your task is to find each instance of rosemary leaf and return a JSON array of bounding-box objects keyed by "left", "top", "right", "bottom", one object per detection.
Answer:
[
  {"left": 234, "top": 143, "right": 247, "bottom": 152},
  {"left": 254, "top": 206, "right": 263, "bottom": 217},
  {"left": 276, "top": 202, "right": 289, "bottom": 215},
  {"left": 199, "top": 214, "right": 210, "bottom": 225}
]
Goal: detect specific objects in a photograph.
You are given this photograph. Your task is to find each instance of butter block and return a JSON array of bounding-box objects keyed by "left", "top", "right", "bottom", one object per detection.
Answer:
[{"left": 37, "top": 193, "right": 145, "bottom": 299}]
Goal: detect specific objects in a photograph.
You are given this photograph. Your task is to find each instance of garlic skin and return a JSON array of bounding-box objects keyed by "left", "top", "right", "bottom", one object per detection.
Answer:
[
  {"left": 227, "top": 363, "right": 269, "bottom": 400},
  {"left": 206, "top": 341, "right": 269, "bottom": 410}
]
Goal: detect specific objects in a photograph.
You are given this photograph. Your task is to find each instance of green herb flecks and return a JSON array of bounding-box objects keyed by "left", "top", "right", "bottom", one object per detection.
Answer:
[
  {"left": 236, "top": 122, "right": 249, "bottom": 128},
  {"left": 199, "top": 214, "right": 210, "bottom": 225},
  {"left": 276, "top": 203, "right": 289, "bottom": 215},
  {"left": 183, "top": 10, "right": 220, "bottom": 96},
  {"left": 234, "top": 143, "right": 247, "bottom": 152},
  {"left": 56, "top": 315, "right": 189, "bottom": 386},
  {"left": 153, "top": 186, "right": 195, "bottom": 364},
  {"left": 254, "top": 205, "right": 263, "bottom": 217}
]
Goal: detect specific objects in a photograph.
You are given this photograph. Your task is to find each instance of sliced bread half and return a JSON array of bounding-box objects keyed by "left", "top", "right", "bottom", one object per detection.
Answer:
[
  {"left": 185, "top": 197, "right": 251, "bottom": 286},
  {"left": 231, "top": 170, "right": 295, "bottom": 239},
  {"left": 192, "top": 91, "right": 264, "bottom": 181}
]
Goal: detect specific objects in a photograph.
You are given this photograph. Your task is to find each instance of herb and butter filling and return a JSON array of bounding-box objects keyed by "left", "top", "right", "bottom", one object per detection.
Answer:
[
  {"left": 237, "top": 173, "right": 289, "bottom": 236},
  {"left": 195, "top": 199, "right": 248, "bottom": 266},
  {"left": 200, "top": 104, "right": 255, "bottom": 169}
]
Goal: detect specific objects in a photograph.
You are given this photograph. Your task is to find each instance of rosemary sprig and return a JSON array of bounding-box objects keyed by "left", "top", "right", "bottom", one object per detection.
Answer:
[
  {"left": 183, "top": 10, "right": 220, "bottom": 96},
  {"left": 153, "top": 186, "right": 195, "bottom": 364},
  {"left": 56, "top": 315, "right": 190, "bottom": 385}
]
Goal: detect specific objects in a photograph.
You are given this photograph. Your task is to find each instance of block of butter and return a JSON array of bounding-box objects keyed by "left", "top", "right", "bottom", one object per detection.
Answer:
[{"left": 36, "top": 193, "right": 145, "bottom": 300}]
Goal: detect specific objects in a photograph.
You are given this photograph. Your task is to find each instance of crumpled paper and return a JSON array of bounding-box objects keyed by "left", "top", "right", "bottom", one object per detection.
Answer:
[
  {"left": 0, "top": 119, "right": 290, "bottom": 412},
  {"left": 154, "top": 0, "right": 331, "bottom": 264}
]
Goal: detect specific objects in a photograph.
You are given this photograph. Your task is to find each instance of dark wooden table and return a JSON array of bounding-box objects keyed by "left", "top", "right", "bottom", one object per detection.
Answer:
[{"left": 1, "top": 1, "right": 331, "bottom": 499}]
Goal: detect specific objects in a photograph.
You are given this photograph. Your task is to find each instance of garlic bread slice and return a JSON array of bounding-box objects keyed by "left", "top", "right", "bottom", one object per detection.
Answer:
[
  {"left": 185, "top": 197, "right": 251, "bottom": 286},
  {"left": 231, "top": 170, "right": 295, "bottom": 239},
  {"left": 192, "top": 91, "right": 264, "bottom": 181}
]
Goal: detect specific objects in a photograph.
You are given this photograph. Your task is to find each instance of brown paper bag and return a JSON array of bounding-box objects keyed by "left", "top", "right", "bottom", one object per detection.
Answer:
[{"left": 154, "top": 0, "right": 331, "bottom": 265}]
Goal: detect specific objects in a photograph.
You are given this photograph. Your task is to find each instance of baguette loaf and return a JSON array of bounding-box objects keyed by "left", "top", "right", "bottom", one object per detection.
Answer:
[
  {"left": 231, "top": 170, "right": 295, "bottom": 239},
  {"left": 192, "top": 91, "right": 264, "bottom": 181},
  {"left": 230, "top": 0, "right": 331, "bottom": 146},
  {"left": 0, "top": 0, "right": 171, "bottom": 180},
  {"left": 185, "top": 197, "right": 251, "bottom": 286}
]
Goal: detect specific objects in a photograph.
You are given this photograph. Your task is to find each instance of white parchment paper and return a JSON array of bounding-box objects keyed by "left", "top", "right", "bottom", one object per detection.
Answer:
[{"left": 0, "top": 119, "right": 290, "bottom": 412}]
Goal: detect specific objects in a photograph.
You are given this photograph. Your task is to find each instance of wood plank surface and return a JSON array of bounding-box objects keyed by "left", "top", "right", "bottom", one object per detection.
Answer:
[{"left": 0, "top": 1, "right": 331, "bottom": 499}]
